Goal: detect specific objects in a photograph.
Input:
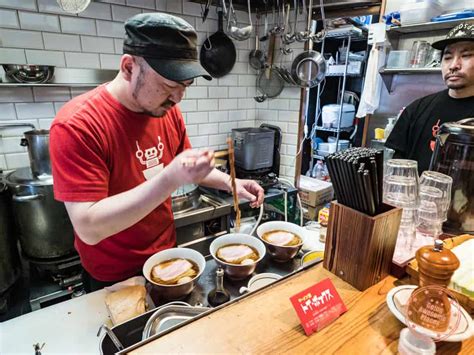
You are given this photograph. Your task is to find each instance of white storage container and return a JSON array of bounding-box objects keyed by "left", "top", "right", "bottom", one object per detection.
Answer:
[
  {"left": 322, "top": 104, "right": 355, "bottom": 128},
  {"left": 386, "top": 50, "right": 410, "bottom": 68},
  {"left": 439, "top": 0, "right": 471, "bottom": 13},
  {"left": 400, "top": 0, "right": 444, "bottom": 25}
]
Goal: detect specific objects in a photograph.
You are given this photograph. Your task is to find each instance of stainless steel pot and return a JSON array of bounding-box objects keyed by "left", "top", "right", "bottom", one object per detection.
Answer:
[
  {"left": 20, "top": 129, "right": 51, "bottom": 177},
  {"left": 5, "top": 168, "right": 74, "bottom": 260},
  {"left": 171, "top": 184, "right": 200, "bottom": 214},
  {"left": 0, "top": 179, "right": 21, "bottom": 295}
]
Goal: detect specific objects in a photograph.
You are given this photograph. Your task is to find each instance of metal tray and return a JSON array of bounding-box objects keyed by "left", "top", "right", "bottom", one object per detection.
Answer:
[{"left": 142, "top": 305, "right": 210, "bottom": 340}]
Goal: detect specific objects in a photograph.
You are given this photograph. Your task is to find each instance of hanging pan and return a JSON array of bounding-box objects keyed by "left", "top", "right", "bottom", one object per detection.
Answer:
[
  {"left": 290, "top": 50, "right": 326, "bottom": 88},
  {"left": 200, "top": 10, "right": 236, "bottom": 78}
]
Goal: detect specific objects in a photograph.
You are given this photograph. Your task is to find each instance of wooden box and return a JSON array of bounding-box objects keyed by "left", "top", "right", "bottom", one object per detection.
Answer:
[{"left": 323, "top": 201, "right": 402, "bottom": 291}]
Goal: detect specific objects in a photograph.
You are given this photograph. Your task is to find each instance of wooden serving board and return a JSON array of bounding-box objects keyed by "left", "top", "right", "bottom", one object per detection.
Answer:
[{"left": 406, "top": 234, "right": 474, "bottom": 314}]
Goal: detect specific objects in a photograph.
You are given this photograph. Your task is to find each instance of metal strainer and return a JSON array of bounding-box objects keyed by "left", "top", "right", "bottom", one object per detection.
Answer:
[{"left": 56, "top": 0, "right": 91, "bottom": 14}]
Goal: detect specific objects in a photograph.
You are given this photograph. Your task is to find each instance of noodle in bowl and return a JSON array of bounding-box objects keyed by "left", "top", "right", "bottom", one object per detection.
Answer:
[
  {"left": 256, "top": 221, "right": 305, "bottom": 262},
  {"left": 210, "top": 234, "right": 266, "bottom": 280},
  {"left": 143, "top": 248, "right": 205, "bottom": 300}
]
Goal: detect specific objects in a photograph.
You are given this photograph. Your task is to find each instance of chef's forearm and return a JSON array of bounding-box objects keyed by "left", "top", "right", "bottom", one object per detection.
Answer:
[
  {"left": 65, "top": 167, "right": 181, "bottom": 245},
  {"left": 199, "top": 168, "right": 231, "bottom": 192}
]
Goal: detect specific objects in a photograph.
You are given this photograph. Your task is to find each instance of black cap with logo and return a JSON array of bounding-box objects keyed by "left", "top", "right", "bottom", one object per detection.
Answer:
[
  {"left": 432, "top": 22, "right": 474, "bottom": 51},
  {"left": 123, "top": 13, "right": 212, "bottom": 82}
]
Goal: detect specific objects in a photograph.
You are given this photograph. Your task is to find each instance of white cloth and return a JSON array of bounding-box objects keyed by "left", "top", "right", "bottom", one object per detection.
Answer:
[{"left": 356, "top": 45, "right": 386, "bottom": 118}]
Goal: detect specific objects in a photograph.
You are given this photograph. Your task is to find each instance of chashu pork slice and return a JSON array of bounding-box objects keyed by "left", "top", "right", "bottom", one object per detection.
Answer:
[
  {"left": 217, "top": 244, "right": 257, "bottom": 264},
  {"left": 151, "top": 258, "right": 196, "bottom": 285},
  {"left": 266, "top": 231, "right": 295, "bottom": 246}
]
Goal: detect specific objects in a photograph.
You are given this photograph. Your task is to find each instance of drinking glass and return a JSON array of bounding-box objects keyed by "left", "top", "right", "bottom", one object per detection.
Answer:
[
  {"left": 385, "top": 159, "right": 419, "bottom": 180},
  {"left": 383, "top": 175, "right": 419, "bottom": 208},
  {"left": 419, "top": 171, "right": 452, "bottom": 221}
]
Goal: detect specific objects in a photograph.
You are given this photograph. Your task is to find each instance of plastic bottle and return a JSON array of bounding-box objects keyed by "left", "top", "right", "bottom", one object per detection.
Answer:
[
  {"left": 384, "top": 117, "right": 396, "bottom": 140},
  {"left": 312, "top": 160, "right": 325, "bottom": 180}
]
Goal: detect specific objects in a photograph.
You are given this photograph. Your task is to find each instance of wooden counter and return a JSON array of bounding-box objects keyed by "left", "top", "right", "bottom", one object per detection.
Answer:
[{"left": 130, "top": 264, "right": 473, "bottom": 354}]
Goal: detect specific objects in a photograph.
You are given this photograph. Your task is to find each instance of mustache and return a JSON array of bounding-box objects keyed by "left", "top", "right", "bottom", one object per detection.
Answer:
[
  {"left": 162, "top": 100, "right": 176, "bottom": 108},
  {"left": 444, "top": 72, "right": 465, "bottom": 80}
]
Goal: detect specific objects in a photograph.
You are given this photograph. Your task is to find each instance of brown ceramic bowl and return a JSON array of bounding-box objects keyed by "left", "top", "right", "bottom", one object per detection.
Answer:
[
  {"left": 210, "top": 233, "right": 266, "bottom": 280},
  {"left": 143, "top": 248, "right": 205, "bottom": 300},
  {"left": 256, "top": 221, "right": 305, "bottom": 262}
]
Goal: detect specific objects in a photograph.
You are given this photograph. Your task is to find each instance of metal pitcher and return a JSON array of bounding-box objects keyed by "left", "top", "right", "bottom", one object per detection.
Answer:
[{"left": 20, "top": 129, "right": 51, "bottom": 177}]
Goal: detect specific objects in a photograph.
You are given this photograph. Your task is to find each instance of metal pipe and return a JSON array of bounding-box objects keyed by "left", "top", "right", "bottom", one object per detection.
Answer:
[{"left": 335, "top": 34, "right": 351, "bottom": 150}]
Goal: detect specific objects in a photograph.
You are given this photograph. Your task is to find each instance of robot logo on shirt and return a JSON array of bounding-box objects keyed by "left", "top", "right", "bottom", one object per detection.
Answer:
[{"left": 135, "top": 136, "right": 164, "bottom": 180}]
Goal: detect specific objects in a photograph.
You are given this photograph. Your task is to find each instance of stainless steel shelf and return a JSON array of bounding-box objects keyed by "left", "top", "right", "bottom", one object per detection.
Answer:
[
  {"left": 0, "top": 68, "right": 117, "bottom": 88},
  {"left": 380, "top": 67, "right": 441, "bottom": 74},
  {"left": 315, "top": 125, "right": 354, "bottom": 133},
  {"left": 325, "top": 26, "right": 367, "bottom": 41},
  {"left": 312, "top": 154, "right": 327, "bottom": 160},
  {"left": 379, "top": 66, "right": 441, "bottom": 92},
  {"left": 387, "top": 18, "right": 474, "bottom": 35},
  {"left": 326, "top": 72, "right": 362, "bottom": 77}
]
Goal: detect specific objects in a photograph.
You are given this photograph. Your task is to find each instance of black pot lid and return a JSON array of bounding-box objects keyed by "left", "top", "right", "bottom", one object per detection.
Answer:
[
  {"left": 440, "top": 117, "right": 474, "bottom": 135},
  {"left": 5, "top": 167, "right": 53, "bottom": 186}
]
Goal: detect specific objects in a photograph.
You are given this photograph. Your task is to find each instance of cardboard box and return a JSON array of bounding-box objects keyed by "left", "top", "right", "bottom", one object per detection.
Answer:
[
  {"left": 298, "top": 176, "right": 334, "bottom": 207},
  {"left": 302, "top": 203, "right": 327, "bottom": 221}
]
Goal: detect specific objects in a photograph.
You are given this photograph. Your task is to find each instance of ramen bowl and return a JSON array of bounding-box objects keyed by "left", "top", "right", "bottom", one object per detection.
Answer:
[
  {"left": 256, "top": 221, "right": 305, "bottom": 262},
  {"left": 143, "top": 247, "right": 205, "bottom": 300},
  {"left": 210, "top": 233, "right": 266, "bottom": 280}
]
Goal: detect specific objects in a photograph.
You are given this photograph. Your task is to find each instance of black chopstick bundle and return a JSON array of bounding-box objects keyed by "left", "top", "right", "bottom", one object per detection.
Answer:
[{"left": 326, "top": 147, "right": 384, "bottom": 216}]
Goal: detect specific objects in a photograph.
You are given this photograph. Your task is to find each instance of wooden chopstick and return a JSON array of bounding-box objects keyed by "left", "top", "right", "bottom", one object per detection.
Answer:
[{"left": 227, "top": 137, "right": 240, "bottom": 232}]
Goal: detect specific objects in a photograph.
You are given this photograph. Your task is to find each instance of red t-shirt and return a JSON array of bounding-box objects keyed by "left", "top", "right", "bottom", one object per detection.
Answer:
[{"left": 50, "top": 84, "right": 191, "bottom": 281}]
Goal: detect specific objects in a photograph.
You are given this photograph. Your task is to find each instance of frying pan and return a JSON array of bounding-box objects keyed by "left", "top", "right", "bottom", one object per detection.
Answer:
[{"left": 200, "top": 11, "right": 236, "bottom": 78}]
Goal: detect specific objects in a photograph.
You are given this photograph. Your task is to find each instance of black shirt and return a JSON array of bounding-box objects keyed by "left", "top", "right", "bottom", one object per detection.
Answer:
[{"left": 385, "top": 89, "right": 474, "bottom": 172}]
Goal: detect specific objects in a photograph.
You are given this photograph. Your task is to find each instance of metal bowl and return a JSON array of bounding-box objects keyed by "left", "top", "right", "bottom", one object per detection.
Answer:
[
  {"left": 209, "top": 234, "right": 266, "bottom": 280},
  {"left": 256, "top": 221, "right": 305, "bottom": 262},
  {"left": 290, "top": 50, "right": 326, "bottom": 88},
  {"left": 2, "top": 65, "right": 55, "bottom": 84},
  {"left": 143, "top": 248, "right": 205, "bottom": 300}
]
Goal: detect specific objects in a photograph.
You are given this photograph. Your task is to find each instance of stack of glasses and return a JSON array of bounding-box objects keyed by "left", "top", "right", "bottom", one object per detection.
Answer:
[
  {"left": 417, "top": 171, "right": 453, "bottom": 237},
  {"left": 382, "top": 160, "right": 453, "bottom": 260}
]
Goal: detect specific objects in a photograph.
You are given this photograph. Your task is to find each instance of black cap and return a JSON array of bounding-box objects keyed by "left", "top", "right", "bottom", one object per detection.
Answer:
[
  {"left": 432, "top": 22, "right": 474, "bottom": 51},
  {"left": 123, "top": 13, "right": 212, "bottom": 82}
]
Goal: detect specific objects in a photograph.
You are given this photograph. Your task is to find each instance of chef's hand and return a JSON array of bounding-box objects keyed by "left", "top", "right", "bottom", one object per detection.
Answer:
[
  {"left": 167, "top": 149, "right": 215, "bottom": 186},
  {"left": 235, "top": 179, "right": 264, "bottom": 208}
]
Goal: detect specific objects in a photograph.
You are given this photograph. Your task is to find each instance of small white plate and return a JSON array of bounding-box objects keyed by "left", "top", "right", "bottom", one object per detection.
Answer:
[
  {"left": 386, "top": 285, "right": 474, "bottom": 342},
  {"left": 239, "top": 273, "right": 282, "bottom": 294}
]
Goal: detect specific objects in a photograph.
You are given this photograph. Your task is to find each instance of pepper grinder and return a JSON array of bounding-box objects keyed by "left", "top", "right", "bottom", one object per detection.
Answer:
[
  {"left": 207, "top": 267, "right": 230, "bottom": 307},
  {"left": 408, "top": 239, "right": 460, "bottom": 332}
]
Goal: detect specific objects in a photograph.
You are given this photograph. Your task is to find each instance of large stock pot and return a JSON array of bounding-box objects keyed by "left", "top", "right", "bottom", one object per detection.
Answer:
[
  {"left": 5, "top": 167, "right": 74, "bottom": 260},
  {"left": 0, "top": 178, "right": 21, "bottom": 299}
]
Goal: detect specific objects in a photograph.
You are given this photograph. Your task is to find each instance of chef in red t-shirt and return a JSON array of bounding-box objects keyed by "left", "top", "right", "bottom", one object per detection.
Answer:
[{"left": 50, "top": 13, "right": 264, "bottom": 292}]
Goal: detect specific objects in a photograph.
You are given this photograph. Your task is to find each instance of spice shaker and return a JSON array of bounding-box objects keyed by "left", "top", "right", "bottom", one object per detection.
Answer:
[{"left": 407, "top": 239, "right": 460, "bottom": 332}]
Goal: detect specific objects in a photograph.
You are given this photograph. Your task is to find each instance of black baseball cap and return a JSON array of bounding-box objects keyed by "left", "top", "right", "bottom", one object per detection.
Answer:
[
  {"left": 432, "top": 22, "right": 474, "bottom": 51},
  {"left": 123, "top": 13, "right": 212, "bottom": 82}
]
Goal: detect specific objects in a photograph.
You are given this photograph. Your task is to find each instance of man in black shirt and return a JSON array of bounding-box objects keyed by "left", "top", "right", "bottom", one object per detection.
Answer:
[{"left": 386, "top": 23, "right": 474, "bottom": 172}]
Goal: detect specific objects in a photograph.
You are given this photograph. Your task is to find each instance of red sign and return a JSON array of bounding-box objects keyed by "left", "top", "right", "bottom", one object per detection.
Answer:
[{"left": 290, "top": 278, "right": 347, "bottom": 335}]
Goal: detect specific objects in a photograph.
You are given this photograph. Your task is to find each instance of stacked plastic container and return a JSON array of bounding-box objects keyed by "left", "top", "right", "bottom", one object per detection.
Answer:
[{"left": 399, "top": 0, "right": 444, "bottom": 25}]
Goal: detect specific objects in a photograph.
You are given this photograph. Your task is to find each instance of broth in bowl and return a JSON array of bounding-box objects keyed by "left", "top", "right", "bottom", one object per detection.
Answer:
[
  {"left": 151, "top": 258, "right": 199, "bottom": 285},
  {"left": 216, "top": 243, "right": 259, "bottom": 265},
  {"left": 262, "top": 230, "right": 302, "bottom": 247}
]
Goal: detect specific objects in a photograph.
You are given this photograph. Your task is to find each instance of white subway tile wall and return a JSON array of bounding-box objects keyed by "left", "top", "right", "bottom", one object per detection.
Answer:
[{"left": 0, "top": 0, "right": 303, "bottom": 178}]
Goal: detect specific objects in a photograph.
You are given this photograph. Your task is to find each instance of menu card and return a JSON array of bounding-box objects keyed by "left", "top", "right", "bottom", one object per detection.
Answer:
[{"left": 290, "top": 278, "right": 347, "bottom": 335}]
